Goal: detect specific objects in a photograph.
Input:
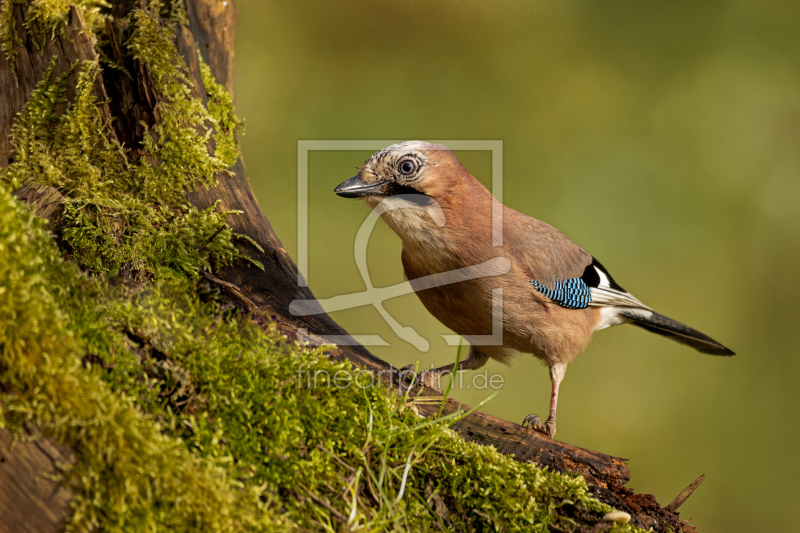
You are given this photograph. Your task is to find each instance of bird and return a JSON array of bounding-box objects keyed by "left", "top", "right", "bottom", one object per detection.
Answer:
[{"left": 334, "top": 141, "right": 734, "bottom": 439}]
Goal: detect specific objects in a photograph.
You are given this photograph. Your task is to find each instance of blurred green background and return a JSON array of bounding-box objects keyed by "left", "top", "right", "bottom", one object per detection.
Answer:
[{"left": 232, "top": 1, "right": 800, "bottom": 531}]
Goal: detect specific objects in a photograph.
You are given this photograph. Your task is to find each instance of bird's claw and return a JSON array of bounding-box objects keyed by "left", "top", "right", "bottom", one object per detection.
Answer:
[
  {"left": 522, "top": 414, "right": 556, "bottom": 439},
  {"left": 522, "top": 414, "right": 545, "bottom": 433}
]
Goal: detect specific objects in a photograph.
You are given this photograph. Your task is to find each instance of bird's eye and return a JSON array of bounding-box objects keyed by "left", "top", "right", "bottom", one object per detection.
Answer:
[{"left": 398, "top": 159, "right": 416, "bottom": 175}]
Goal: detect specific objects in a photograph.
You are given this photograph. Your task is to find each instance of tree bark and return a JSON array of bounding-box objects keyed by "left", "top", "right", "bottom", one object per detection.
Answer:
[
  {"left": 0, "top": 2, "right": 695, "bottom": 532},
  {"left": 0, "top": 428, "right": 75, "bottom": 533}
]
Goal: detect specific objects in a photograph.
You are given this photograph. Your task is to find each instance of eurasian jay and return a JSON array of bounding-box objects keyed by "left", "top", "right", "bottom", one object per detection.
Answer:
[{"left": 334, "top": 141, "right": 734, "bottom": 439}]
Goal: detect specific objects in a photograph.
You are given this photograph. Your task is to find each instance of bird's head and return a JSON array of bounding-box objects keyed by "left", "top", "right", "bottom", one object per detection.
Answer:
[
  {"left": 334, "top": 141, "right": 490, "bottom": 250},
  {"left": 334, "top": 141, "right": 461, "bottom": 210}
]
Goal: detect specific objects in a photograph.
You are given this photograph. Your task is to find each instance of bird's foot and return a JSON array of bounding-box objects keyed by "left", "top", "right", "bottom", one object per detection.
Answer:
[
  {"left": 522, "top": 414, "right": 546, "bottom": 435},
  {"left": 522, "top": 414, "right": 556, "bottom": 439},
  {"left": 544, "top": 416, "right": 556, "bottom": 438},
  {"left": 399, "top": 364, "right": 443, "bottom": 391}
]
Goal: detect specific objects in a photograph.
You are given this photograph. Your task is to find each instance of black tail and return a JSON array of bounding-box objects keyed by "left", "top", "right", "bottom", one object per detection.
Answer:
[{"left": 619, "top": 310, "right": 735, "bottom": 356}]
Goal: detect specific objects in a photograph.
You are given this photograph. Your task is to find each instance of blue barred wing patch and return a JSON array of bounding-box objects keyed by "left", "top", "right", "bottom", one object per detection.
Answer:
[{"left": 530, "top": 278, "right": 592, "bottom": 309}]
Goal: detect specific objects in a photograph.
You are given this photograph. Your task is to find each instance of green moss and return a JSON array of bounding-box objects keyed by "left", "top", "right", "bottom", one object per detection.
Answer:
[
  {"left": 198, "top": 51, "right": 244, "bottom": 169},
  {"left": 0, "top": 184, "right": 644, "bottom": 532},
  {"left": 24, "top": 0, "right": 107, "bottom": 46},
  {"left": 127, "top": 4, "right": 239, "bottom": 203},
  {"left": 0, "top": 0, "right": 108, "bottom": 83},
  {"left": 0, "top": 3, "right": 261, "bottom": 280},
  {"left": 0, "top": 186, "right": 282, "bottom": 532},
  {"left": 0, "top": 0, "right": 22, "bottom": 83}
]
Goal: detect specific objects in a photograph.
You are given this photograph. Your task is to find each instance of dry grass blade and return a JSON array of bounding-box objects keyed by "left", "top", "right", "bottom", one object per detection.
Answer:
[{"left": 666, "top": 473, "right": 706, "bottom": 512}]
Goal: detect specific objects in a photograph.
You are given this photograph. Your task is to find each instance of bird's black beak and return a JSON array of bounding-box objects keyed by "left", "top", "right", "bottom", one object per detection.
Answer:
[{"left": 334, "top": 175, "right": 387, "bottom": 198}]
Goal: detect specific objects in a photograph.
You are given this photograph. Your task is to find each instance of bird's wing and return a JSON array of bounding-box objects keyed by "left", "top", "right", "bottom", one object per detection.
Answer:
[
  {"left": 580, "top": 258, "right": 652, "bottom": 311},
  {"left": 504, "top": 210, "right": 734, "bottom": 354},
  {"left": 505, "top": 211, "right": 650, "bottom": 311},
  {"left": 504, "top": 212, "right": 592, "bottom": 288}
]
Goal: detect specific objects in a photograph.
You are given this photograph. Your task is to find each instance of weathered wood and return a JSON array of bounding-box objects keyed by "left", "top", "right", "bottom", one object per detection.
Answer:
[
  {"left": 0, "top": 2, "right": 694, "bottom": 532},
  {"left": 0, "top": 427, "right": 75, "bottom": 533},
  {"left": 420, "top": 398, "right": 630, "bottom": 487},
  {"left": 185, "top": 0, "right": 237, "bottom": 95},
  {"left": 12, "top": 181, "right": 64, "bottom": 228},
  {"left": 197, "top": 267, "right": 258, "bottom": 310}
]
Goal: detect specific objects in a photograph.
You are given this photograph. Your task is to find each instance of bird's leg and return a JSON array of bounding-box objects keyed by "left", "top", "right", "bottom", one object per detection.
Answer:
[
  {"left": 544, "top": 363, "right": 566, "bottom": 438},
  {"left": 522, "top": 363, "right": 566, "bottom": 439},
  {"left": 400, "top": 347, "right": 489, "bottom": 391}
]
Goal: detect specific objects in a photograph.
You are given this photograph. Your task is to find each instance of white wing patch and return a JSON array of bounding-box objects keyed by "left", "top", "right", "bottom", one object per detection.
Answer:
[
  {"left": 595, "top": 305, "right": 653, "bottom": 330},
  {"left": 595, "top": 267, "right": 612, "bottom": 288},
  {"left": 595, "top": 307, "right": 627, "bottom": 330},
  {"left": 586, "top": 263, "right": 653, "bottom": 311},
  {"left": 582, "top": 261, "right": 655, "bottom": 330}
]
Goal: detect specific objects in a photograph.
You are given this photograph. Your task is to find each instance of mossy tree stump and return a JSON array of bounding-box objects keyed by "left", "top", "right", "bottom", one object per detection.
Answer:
[{"left": 0, "top": 1, "right": 696, "bottom": 531}]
